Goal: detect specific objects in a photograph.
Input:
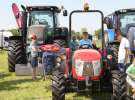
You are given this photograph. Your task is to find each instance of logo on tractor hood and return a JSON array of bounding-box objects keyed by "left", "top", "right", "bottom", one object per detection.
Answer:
[{"left": 75, "top": 60, "right": 101, "bottom": 76}]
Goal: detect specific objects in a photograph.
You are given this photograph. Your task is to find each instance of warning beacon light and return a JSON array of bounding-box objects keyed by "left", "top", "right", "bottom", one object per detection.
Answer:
[{"left": 84, "top": 3, "right": 89, "bottom": 11}]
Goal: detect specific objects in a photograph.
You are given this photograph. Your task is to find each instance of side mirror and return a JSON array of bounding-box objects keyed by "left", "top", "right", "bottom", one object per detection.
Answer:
[
  {"left": 63, "top": 10, "right": 68, "bottom": 16},
  {"left": 104, "top": 17, "right": 113, "bottom": 29},
  {"left": 21, "top": 5, "right": 26, "bottom": 11}
]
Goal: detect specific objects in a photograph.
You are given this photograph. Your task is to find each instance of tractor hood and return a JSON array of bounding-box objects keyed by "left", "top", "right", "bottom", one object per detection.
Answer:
[{"left": 73, "top": 49, "right": 101, "bottom": 61}]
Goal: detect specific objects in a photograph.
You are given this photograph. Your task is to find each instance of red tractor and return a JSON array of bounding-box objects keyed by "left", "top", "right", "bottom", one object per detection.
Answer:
[{"left": 51, "top": 8, "right": 124, "bottom": 100}]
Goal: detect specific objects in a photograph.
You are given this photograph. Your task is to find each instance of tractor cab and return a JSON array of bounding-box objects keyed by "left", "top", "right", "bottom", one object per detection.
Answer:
[
  {"left": 26, "top": 6, "right": 60, "bottom": 44},
  {"left": 104, "top": 9, "right": 135, "bottom": 55},
  {"left": 8, "top": 3, "right": 68, "bottom": 74},
  {"left": 25, "top": 6, "right": 68, "bottom": 46}
]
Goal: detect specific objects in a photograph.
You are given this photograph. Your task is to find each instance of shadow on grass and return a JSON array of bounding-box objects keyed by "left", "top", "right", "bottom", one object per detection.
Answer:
[
  {"left": 73, "top": 92, "right": 111, "bottom": 100},
  {"left": 44, "top": 83, "right": 51, "bottom": 91},
  {"left": 43, "top": 79, "right": 52, "bottom": 92},
  {"left": 0, "top": 72, "right": 10, "bottom": 79},
  {"left": 0, "top": 78, "right": 34, "bottom": 91}
]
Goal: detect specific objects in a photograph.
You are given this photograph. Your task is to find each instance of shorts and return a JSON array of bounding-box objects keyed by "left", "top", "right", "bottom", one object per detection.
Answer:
[
  {"left": 127, "top": 77, "right": 135, "bottom": 88},
  {"left": 31, "top": 57, "right": 38, "bottom": 68}
]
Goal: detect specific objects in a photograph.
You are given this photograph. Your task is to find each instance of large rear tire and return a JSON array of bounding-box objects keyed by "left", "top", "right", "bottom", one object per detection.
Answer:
[
  {"left": 54, "top": 40, "right": 66, "bottom": 47},
  {"left": 111, "top": 70, "right": 127, "bottom": 100},
  {"left": 8, "top": 40, "right": 16, "bottom": 72},
  {"left": 52, "top": 70, "right": 65, "bottom": 100},
  {"left": 8, "top": 36, "right": 26, "bottom": 72},
  {"left": 15, "top": 40, "right": 27, "bottom": 64}
]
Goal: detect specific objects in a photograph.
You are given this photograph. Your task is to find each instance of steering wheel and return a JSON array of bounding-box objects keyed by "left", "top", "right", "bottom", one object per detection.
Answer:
[{"left": 79, "top": 44, "right": 92, "bottom": 49}]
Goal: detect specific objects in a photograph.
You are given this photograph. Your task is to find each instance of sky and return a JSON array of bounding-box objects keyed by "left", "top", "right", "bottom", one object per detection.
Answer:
[{"left": 0, "top": 0, "right": 135, "bottom": 32}]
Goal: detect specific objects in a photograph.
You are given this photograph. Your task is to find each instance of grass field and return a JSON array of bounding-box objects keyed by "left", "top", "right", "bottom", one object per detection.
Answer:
[{"left": 0, "top": 51, "right": 110, "bottom": 100}]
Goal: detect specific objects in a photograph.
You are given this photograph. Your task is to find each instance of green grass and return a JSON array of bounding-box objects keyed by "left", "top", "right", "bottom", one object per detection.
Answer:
[
  {"left": 0, "top": 51, "right": 110, "bottom": 100},
  {"left": 95, "top": 40, "right": 102, "bottom": 48}
]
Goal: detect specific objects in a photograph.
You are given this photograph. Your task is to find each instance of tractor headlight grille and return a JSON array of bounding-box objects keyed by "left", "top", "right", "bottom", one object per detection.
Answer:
[{"left": 75, "top": 60, "right": 101, "bottom": 76}]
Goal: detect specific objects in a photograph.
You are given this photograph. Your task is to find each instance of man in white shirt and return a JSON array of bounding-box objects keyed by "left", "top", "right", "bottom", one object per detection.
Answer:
[{"left": 117, "top": 30, "right": 130, "bottom": 72}]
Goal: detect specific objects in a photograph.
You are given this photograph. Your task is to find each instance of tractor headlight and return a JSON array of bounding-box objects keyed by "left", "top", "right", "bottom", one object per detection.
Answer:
[
  {"left": 92, "top": 60, "right": 100, "bottom": 68},
  {"left": 56, "top": 63, "right": 61, "bottom": 68},
  {"left": 107, "top": 55, "right": 113, "bottom": 60},
  {"left": 56, "top": 57, "right": 62, "bottom": 62},
  {"left": 75, "top": 60, "right": 84, "bottom": 76},
  {"left": 75, "top": 60, "right": 84, "bottom": 68},
  {"left": 92, "top": 60, "right": 101, "bottom": 75}
]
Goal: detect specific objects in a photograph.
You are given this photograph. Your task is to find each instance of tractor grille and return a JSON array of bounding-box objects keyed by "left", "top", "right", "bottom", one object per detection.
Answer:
[{"left": 82, "top": 62, "right": 94, "bottom": 76}]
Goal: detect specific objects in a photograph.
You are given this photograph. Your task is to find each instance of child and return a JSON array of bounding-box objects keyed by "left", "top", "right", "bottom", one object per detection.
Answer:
[
  {"left": 126, "top": 58, "right": 135, "bottom": 98},
  {"left": 79, "top": 32, "right": 92, "bottom": 47},
  {"left": 30, "top": 34, "right": 38, "bottom": 80}
]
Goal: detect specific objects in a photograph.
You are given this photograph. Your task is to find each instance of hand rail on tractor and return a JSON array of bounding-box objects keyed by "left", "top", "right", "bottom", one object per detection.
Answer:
[{"left": 69, "top": 10, "right": 105, "bottom": 63}]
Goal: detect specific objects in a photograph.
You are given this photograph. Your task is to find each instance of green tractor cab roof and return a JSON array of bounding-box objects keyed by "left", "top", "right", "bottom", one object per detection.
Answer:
[
  {"left": 26, "top": 6, "right": 61, "bottom": 12},
  {"left": 107, "top": 8, "right": 135, "bottom": 17},
  {"left": 114, "top": 8, "right": 135, "bottom": 14}
]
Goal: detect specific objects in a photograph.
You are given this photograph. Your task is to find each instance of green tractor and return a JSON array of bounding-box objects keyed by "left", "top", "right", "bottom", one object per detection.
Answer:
[
  {"left": 104, "top": 9, "right": 135, "bottom": 100},
  {"left": 8, "top": 3, "right": 68, "bottom": 73}
]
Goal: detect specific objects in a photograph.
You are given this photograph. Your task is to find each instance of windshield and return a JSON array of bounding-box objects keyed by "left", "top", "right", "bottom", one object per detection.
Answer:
[
  {"left": 71, "top": 12, "right": 103, "bottom": 48},
  {"left": 27, "top": 11, "right": 59, "bottom": 44},
  {"left": 30, "top": 11, "right": 54, "bottom": 28},
  {"left": 120, "top": 12, "right": 135, "bottom": 34}
]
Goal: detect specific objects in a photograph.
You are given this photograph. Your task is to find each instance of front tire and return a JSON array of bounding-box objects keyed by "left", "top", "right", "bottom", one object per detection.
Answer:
[
  {"left": 110, "top": 44, "right": 119, "bottom": 66},
  {"left": 111, "top": 70, "right": 127, "bottom": 100},
  {"left": 52, "top": 70, "right": 65, "bottom": 100},
  {"left": 8, "top": 36, "right": 26, "bottom": 72}
]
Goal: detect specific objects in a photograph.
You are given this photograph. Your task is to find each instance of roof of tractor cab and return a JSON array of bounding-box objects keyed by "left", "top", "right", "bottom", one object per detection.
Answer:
[
  {"left": 27, "top": 6, "right": 61, "bottom": 12},
  {"left": 115, "top": 8, "right": 135, "bottom": 14},
  {"left": 108, "top": 8, "right": 135, "bottom": 16},
  {"left": 107, "top": 8, "right": 135, "bottom": 16}
]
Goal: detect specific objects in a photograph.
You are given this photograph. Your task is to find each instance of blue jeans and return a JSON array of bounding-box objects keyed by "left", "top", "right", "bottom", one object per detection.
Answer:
[
  {"left": 42, "top": 52, "right": 55, "bottom": 75},
  {"left": 31, "top": 57, "right": 38, "bottom": 68}
]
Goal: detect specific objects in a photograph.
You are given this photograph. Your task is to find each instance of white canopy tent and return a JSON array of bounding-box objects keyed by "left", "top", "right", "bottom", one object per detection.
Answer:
[{"left": 0, "top": 31, "right": 13, "bottom": 48}]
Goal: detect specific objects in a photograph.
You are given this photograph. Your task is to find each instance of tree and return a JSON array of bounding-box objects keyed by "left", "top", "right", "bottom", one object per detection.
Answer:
[
  {"left": 81, "top": 28, "right": 88, "bottom": 33},
  {"left": 8, "top": 29, "right": 19, "bottom": 36},
  {"left": 94, "top": 29, "right": 102, "bottom": 39},
  {"left": 71, "top": 30, "right": 81, "bottom": 40},
  {"left": 71, "top": 30, "right": 76, "bottom": 36},
  {"left": 75, "top": 32, "right": 81, "bottom": 40}
]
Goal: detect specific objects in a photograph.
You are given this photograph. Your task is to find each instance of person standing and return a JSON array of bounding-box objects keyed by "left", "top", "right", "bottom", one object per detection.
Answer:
[
  {"left": 70, "top": 35, "right": 79, "bottom": 51},
  {"left": 30, "top": 34, "right": 38, "bottom": 80},
  {"left": 126, "top": 58, "right": 135, "bottom": 99},
  {"left": 117, "top": 30, "right": 130, "bottom": 72}
]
